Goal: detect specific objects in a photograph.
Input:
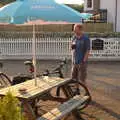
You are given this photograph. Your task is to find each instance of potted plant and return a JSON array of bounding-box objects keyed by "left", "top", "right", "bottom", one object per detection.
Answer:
[{"left": 0, "top": 91, "right": 25, "bottom": 120}]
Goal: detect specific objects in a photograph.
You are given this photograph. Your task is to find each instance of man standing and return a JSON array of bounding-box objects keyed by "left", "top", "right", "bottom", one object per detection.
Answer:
[{"left": 71, "top": 24, "right": 90, "bottom": 94}]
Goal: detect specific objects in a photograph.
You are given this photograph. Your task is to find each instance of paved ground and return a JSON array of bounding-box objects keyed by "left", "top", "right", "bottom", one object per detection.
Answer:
[{"left": 0, "top": 60, "right": 120, "bottom": 120}]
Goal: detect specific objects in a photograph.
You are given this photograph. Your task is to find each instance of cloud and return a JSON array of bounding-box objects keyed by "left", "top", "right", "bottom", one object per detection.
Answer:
[{"left": 55, "top": 0, "right": 84, "bottom": 5}]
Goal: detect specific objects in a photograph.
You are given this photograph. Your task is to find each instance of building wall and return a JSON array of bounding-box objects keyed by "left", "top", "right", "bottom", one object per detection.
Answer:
[
  {"left": 116, "top": 0, "right": 120, "bottom": 32},
  {"left": 100, "top": 0, "right": 120, "bottom": 32},
  {"left": 100, "top": 0, "right": 115, "bottom": 27},
  {"left": 84, "top": 0, "right": 120, "bottom": 32},
  {"left": 93, "top": 0, "right": 100, "bottom": 11},
  {"left": 84, "top": 0, "right": 94, "bottom": 11},
  {"left": 84, "top": 0, "right": 100, "bottom": 11}
]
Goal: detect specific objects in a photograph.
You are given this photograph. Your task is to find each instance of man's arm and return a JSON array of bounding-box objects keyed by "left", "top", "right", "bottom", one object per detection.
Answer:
[
  {"left": 83, "top": 37, "right": 90, "bottom": 62},
  {"left": 71, "top": 36, "right": 76, "bottom": 64},
  {"left": 83, "top": 50, "right": 90, "bottom": 62}
]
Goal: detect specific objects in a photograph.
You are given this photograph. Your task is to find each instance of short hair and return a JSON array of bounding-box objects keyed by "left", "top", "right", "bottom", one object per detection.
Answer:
[{"left": 73, "top": 24, "right": 83, "bottom": 31}]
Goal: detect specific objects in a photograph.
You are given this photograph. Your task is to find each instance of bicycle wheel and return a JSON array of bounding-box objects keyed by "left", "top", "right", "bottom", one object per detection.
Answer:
[
  {"left": 0, "top": 72, "right": 12, "bottom": 88},
  {"left": 56, "top": 79, "right": 91, "bottom": 110},
  {"left": 68, "top": 80, "right": 91, "bottom": 110}
]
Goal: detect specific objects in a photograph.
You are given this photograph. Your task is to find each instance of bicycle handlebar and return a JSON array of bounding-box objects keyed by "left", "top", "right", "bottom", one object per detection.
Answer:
[{"left": 37, "top": 62, "right": 66, "bottom": 77}]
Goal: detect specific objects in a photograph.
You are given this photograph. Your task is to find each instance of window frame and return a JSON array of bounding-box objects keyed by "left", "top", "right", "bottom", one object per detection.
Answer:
[{"left": 87, "top": 0, "right": 92, "bottom": 8}]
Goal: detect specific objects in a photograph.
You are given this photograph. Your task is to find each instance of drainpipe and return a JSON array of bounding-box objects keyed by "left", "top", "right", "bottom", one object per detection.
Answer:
[{"left": 115, "top": 0, "right": 117, "bottom": 32}]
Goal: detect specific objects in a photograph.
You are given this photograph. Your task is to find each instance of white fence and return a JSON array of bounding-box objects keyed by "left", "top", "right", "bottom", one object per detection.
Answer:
[{"left": 0, "top": 32, "right": 120, "bottom": 61}]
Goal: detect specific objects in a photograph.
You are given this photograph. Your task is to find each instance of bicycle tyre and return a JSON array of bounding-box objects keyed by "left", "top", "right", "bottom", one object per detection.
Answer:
[
  {"left": 0, "top": 72, "right": 12, "bottom": 88},
  {"left": 56, "top": 79, "right": 91, "bottom": 110}
]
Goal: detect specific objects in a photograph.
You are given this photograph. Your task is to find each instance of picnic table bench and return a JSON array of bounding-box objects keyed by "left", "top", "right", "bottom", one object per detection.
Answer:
[
  {"left": 38, "top": 95, "right": 89, "bottom": 120},
  {"left": 0, "top": 77, "right": 90, "bottom": 120}
]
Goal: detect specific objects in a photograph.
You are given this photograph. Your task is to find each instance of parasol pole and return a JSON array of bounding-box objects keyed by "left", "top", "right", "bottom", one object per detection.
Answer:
[{"left": 32, "top": 24, "right": 37, "bottom": 86}]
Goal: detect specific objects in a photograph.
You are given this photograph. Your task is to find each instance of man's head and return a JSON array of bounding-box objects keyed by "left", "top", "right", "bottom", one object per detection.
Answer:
[{"left": 73, "top": 24, "right": 84, "bottom": 36}]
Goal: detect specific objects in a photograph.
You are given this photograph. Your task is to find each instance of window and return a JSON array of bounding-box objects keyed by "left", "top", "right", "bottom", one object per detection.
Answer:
[
  {"left": 87, "top": 0, "right": 92, "bottom": 8},
  {"left": 92, "top": 39, "right": 104, "bottom": 50}
]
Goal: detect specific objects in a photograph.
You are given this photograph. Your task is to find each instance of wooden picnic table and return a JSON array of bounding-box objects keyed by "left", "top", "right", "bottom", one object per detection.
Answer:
[{"left": 0, "top": 77, "right": 73, "bottom": 120}]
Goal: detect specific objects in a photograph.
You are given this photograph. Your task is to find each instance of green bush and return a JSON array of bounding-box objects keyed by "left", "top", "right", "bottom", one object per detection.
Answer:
[
  {"left": 0, "top": 91, "right": 25, "bottom": 120},
  {"left": 87, "top": 32, "right": 120, "bottom": 38},
  {"left": 0, "top": 31, "right": 120, "bottom": 38}
]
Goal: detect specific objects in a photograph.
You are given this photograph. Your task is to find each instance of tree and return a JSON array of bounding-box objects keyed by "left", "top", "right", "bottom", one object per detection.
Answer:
[
  {"left": 66, "top": 4, "right": 84, "bottom": 13},
  {"left": 0, "top": 0, "right": 15, "bottom": 6}
]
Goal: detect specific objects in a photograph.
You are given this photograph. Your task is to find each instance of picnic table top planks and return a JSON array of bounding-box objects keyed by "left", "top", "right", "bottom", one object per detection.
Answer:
[{"left": 0, "top": 77, "right": 70, "bottom": 100}]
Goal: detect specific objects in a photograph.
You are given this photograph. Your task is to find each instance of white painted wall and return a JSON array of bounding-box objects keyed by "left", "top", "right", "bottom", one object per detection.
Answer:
[
  {"left": 100, "top": 0, "right": 115, "bottom": 30},
  {"left": 100, "top": 0, "right": 120, "bottom": 32},
  {"left": 116, "top": 0, "right": 120, "bottom": 32},
  {"left": 84, "top": 0, "right": 94, "bottom": 11},
  {"left": 84, "top": 0, "right": 120, "bottom": 32}
]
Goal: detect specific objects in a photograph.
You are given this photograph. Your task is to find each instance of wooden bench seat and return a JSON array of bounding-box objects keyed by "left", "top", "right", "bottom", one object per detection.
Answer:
[{"left": 38, "top": 95, "right": 89, "bottom": 120}]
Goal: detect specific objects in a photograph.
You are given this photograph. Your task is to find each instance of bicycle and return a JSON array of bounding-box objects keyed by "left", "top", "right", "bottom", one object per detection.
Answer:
[
  {"left": 12, "top": 59, "right": 66, "bottom": 85},
  {"left": 0, "top": 62, "right": 12, "bottom": 88},
  {"left": 0, "top": 59, "right": 66, "bottom": 87}
]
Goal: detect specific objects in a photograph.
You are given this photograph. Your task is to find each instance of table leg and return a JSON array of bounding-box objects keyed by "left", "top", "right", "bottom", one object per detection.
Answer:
[
  {"left": 61, "top": 85, "right": 81, "bottom": 120},
  {"left": 22, "top": 100, "right": 36, "bottom": 120},
  {"left": 31, "top": 99, "right": 39, "bottom": 117}
]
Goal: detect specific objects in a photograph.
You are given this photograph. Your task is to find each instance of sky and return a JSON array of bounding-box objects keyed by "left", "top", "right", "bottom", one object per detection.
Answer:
[{"left": 56, "top": 0, "right": 84, "bottom": 5}]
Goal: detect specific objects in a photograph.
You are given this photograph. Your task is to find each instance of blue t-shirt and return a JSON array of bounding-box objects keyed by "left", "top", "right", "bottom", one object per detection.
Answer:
[{"left": 72, "top": 34, "right": 90, "bottom": 64}]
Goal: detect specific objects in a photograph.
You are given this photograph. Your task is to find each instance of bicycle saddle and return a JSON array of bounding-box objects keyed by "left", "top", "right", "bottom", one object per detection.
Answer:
[{"left": 24, "top": 61, "right": 33, "bottom": 66}]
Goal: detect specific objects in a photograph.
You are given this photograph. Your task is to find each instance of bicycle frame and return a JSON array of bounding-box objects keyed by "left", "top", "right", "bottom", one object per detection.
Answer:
[{"left": 24, "top": 59, "right": 67, "bottom": 79}]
